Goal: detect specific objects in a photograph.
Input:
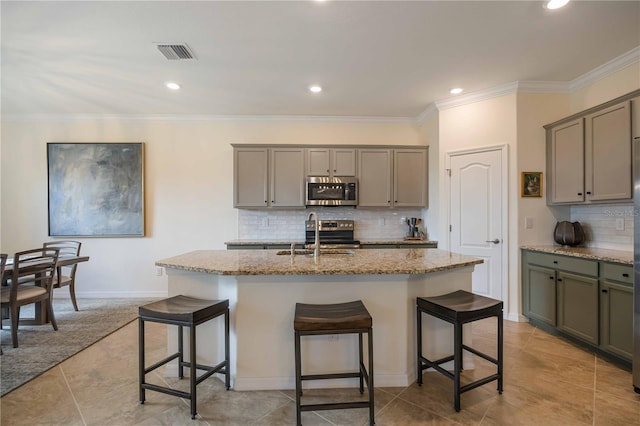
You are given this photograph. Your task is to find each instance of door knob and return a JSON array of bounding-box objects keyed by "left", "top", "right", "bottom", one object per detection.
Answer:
[{"left": 485, "top": 238, "right": 500, "bottom": 244}]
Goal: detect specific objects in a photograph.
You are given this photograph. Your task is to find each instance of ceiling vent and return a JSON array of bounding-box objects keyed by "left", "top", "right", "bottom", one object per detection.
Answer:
[{"left": 155, "top": 43, "right": 196, "bottom": 60}]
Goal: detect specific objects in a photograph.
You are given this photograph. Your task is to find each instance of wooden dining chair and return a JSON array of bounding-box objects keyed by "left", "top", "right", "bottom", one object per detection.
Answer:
[
  {"left": 0, "top": 253, "right": 7, "bottom": 355},
  {"left": 0, "top": 248, "right": 60, "bottom": 348},
  {"left": 43, "top": 241, "right": 82, "bottom": 311}
]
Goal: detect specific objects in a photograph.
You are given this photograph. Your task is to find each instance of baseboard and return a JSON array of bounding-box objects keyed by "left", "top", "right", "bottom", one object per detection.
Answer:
[
  {"left": 506, "top": 312, "right": 527, "bottom": 322},
  {"left": 54, "top": 291, "right": 168, "bottom": 299},
  {"left": 233, "top": 373, "right": 412, "bottom": 391}
]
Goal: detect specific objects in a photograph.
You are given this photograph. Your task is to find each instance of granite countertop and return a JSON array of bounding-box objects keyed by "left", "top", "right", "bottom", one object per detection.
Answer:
[
  {"left": 521, "top": 245, "right": 632, "bottom": 265},
  {"left": 156, "top": 248, "right": 482, "bottom": 276},
  {"left": 225, "top": 240, "right": 304, "bottom": 246},
  {"left": 224, "top": 239, "right": 438, "bottom": 246},
  {"left": 361, "top": 239, "right": 438, "bottom": 245}
]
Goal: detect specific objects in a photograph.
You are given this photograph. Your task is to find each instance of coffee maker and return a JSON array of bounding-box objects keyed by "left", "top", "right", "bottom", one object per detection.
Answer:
[{"left": 406, "top": 217, "right": 422, "bottom": 238}]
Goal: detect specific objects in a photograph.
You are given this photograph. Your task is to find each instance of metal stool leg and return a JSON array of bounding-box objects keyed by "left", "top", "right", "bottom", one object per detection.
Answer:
[
  {"left": 295, "top": 330, "right": 302, "bottom": 426},
  {"left": 498, "top": 313, "right": 503, "bottom": 394},
  {"left": 178, "top": 325, "right": 184, "bottom": 379},
  {"left": 138, "top": 318, "right": 146, "bottom": 404},
  {"left": 359, "top": 332, "right": 364, "bottom": 394},
  {"left": 416, "top": 307, "right": 423, "bottom": 386},
  {"left": 190, "top": 325, "right": 197, "bottom": 419},
  {"left": 368, "top": 328, "right": 375, "bottom": 426},
  {"left": 453, "top": 322, "right": 462, "bottom": 412},
  {"left": 225, "top": 309, "right": 231, "bottom": 390}
]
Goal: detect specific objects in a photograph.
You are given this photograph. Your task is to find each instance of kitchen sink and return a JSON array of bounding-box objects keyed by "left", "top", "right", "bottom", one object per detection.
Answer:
[{"left": 275, "top": 249, "right": 355, "bottom": 256}]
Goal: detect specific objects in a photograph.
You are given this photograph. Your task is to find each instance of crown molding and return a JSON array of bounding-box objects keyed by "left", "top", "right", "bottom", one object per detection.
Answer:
[
  {"left": 434, "top": 81, "right": 519, "bottom": 111},
  {"left": 0, "top": 113, "right": 415, "bottom": 124},
  {"left": 415, "top": 103, "right": 438, "bottom": 123},
  {"left": 570, "top": 45, "right": 640, "bottom": 91},
  {"left": 416, "top": 45, "right": 640, "bottom": 120}
]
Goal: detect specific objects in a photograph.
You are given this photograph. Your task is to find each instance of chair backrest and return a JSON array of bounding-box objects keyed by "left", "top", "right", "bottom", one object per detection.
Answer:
[
  {"left": 0, "top": 253, "right": 7, "bottom": 281},
  {"left": 8, "top": 248, "right": 60, "bottom": 299},
  {"left": 43, "top": 240, "right": 81, "bottom": 257}
]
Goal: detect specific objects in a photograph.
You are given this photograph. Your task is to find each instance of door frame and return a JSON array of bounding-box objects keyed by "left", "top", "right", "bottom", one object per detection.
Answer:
[{"left": 445, "top": 144, "right": 509, "bottom": 308}]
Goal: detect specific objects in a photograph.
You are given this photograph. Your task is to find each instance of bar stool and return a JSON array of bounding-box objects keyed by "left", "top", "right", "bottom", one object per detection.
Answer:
[
  {"left": 294, "top": 300, "right": 374, "bottom": 426},
  {"left": 139, "top": 295, "right": 230, "bottom": 419},
  {"left": 416, "top": 290, "right": 503, "bottom": 412}
]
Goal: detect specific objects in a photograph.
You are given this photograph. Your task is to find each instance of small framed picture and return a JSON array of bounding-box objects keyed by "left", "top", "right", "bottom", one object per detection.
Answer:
[{"left": 521, "top": 172, "right": 542, "bottom": 197}]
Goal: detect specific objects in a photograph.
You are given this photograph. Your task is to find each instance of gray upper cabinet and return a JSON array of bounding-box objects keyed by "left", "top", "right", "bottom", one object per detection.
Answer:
[
  {"left": 234, "top": 144, "right": 427, "bottom": 209},
  {"left": 549, "top": 119, "right": 584, "bottom": 204},
  {"left": 546, "top": 90, "right": 638, "bottom": 205},
  {"left": 234, "top": 147, "right": 269, "bottom": 208},
  {"left": 394, "top": 149, "right": 428, "bottom": 207},
  {"left": 234, "top": 146, "right": 305, "bottom": 209},
  {"left": 358, "top": 148, "right": 393, "bottom": 207},
  {"left": 270, "top": 148, "right": 305, "bottom": 207},
  {"left": 307, "top": 148, "right": 356, "bottom": 177},
  {"left": 357, "top": 147, "right": 428, "bottom": 208},
  {"left": 584, "top": 101, "right": 632, "bottom": 202}
]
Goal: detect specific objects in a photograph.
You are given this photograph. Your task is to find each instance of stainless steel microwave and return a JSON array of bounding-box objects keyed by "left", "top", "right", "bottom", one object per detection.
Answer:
[{"left": 305, "top": 177, "right": 358, "bottom": 206}]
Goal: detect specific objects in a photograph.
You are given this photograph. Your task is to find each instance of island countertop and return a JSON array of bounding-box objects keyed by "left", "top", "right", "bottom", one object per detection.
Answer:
[{"left": 156, "top": 248, "right": 482, "bottom": 276}]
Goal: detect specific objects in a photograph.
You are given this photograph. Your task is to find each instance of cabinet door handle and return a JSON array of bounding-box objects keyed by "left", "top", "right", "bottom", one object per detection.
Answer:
[
  {"left": 622, "top": 273, "right": 629, "bottom": 278},
  {"left": 602, "top": 289, "right": 609, "bottom": 293},
  {"left": 333, "top": 169, "right": 336, "bottom": 172},
  {"left": 557, "top": 278, "right": 563, "bottom": 282},
  {"left": 586, "top": 191, "right": 591, "bottom": 195},
  {"left": 326, "top": 169, "right": 330, "bottom": 173},
  {"left": 549, "top": 276, "right": 554, "bottom": 280},
  {"left": 553, "top": 260, "right": 558, "bottom": 264},
  {"left": 577, "top": 192, "right": 583, "bottom": 196}
]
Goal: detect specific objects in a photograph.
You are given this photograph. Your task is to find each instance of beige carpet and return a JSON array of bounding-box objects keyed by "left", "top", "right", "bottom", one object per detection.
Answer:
[{"left": 0, "top": 298, "right": 157, "bottom": 396}]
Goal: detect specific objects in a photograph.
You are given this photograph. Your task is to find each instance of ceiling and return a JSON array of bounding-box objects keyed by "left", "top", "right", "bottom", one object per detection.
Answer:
[{"left": 1, "top": 1, "right": 639, "bottom": 119}]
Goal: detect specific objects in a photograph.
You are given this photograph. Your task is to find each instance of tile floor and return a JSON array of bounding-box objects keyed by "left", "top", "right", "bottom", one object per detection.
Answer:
[{"left": 1, "top": 317, "right": 639, "bottom": 425}]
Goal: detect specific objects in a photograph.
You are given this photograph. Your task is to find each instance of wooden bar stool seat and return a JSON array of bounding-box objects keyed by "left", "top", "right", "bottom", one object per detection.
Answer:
[
  {"left": 416, "top": 290, "right": 503, "bottom": 412},
  {"left": 294, "top": 300, "right": 374, "bottom": 426},
  {"left": 139, "top": 295, "right": 230, "bottom": 419}
]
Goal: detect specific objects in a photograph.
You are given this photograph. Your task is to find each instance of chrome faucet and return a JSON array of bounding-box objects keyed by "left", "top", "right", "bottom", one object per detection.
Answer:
[{"left": 307, "top": 211, "right": 320, "bottom": 258}]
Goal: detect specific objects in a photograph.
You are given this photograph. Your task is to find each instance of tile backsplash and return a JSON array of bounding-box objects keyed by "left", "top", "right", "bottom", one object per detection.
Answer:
[
  {"left": 238, "top": 208, "right": 425, "bottom": 241},
  {"left": 569, "top": 204, "right": 634, "bottom": 251}
]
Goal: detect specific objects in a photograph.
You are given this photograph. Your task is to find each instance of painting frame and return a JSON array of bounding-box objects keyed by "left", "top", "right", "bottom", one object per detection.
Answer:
[
  {"left": 521, "top": 171, "right": 542, "bottom": 198},
  {"left": 47, "top": 142, "right": 145, "bottom": 237}
]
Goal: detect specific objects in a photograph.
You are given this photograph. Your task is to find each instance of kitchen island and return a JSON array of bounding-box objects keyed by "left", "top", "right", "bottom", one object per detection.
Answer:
[{"left": 156, "top": 248, "right": 482, "bottom": 390}]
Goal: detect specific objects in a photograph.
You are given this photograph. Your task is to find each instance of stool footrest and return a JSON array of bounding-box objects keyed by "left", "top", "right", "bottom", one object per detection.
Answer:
[
  {"left": 460, "top": 374, "right": 499, "bottom": 394},
  {"left": 302, "top": 371, "right": 361, "bottom": 381},
  {"left": 142, "top": 383, "right": 190, "bottom": 400},
  {"left": 145, "top": 353, "right": 180, "bottom": 374},
  {"left": 300, "top": 401, "right": 371, "bottom": 412},
  {"left": 463, "top": 344, "right": 498, "bottom": 365}
]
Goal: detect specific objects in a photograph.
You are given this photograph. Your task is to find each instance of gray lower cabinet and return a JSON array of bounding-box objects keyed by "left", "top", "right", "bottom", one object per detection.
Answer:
[
  {"left": 556, "top": 271, "right": 599, "bottom": 345},
  {"left": 599, "top": 263, "right": 634, "bottom": 359},
  {"left": 523, "top": 264, "right": 557, "bottom": 326},
  {"left": 522, "top": 249, "right": 633, "bottom": 362}
]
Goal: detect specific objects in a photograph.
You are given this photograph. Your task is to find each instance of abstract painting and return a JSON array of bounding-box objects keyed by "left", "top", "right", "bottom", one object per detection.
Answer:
[{"left": 47, "top": 143, "right": 145, "bottom": 236}]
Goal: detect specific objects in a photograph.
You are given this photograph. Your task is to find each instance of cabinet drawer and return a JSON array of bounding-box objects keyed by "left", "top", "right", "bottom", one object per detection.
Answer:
[
  {"left": 601, "top": 263, "right": 633, "bottom": 285},
  {"left": 526, "top": 251, "right": 597, "bottom": 276}
]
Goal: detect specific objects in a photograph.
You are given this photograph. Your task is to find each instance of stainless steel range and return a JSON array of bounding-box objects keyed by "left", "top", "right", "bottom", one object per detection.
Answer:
[{"left": 305, "top": 220, "right": 360, "bottom": 249}]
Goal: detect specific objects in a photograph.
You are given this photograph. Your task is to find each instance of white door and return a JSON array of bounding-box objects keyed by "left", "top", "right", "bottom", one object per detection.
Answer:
[{"left": 448, "top": 147, "right": 505, "bottom": 300}]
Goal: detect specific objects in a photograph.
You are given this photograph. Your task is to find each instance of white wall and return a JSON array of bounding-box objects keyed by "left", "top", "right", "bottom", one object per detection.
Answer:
[
  {"left": 0, "top": 118, "right": 421, "bottom": 297},
  {"left": 437, "top": 94, "right": 519, "bottom": 318}
]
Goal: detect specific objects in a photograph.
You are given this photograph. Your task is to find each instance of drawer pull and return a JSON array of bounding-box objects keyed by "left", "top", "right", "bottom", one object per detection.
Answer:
[
  {"left": 553, "top": 260, "right": 558, "bottom": 264},
  {"left": 602, "top": 289, "right": 608, "bottom": 293},
  {"left": 622, "top": 273, "right": 629, "bottom": 278},
  {"left": 557, "top": 278, "right": 563, "bottom": 282},
  {"left": 549, "top": 276, "right": 554, "bottom": 280}
]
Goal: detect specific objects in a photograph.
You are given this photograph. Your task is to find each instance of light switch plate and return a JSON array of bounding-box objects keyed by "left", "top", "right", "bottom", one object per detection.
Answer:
[
  {"left": 524, "top": 217, "right": 533, "bottom": 229},
  {"left": 615, "top": 218, "right": 625, "bottom": 231}
]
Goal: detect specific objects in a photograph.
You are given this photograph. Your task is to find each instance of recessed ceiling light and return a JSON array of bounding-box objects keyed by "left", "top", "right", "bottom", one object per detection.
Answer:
[
  {"left": 309, "top": 85, "right": 322, "bottom": 93},
  {"left": 545, "top": 0, "right": 570, "bottom": 10},
  {"left": 450, "top": 88, "right": 463, "bottom": 95},
  {"left": 165, "top": 82, "right": 181, "bottom": 90}
]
